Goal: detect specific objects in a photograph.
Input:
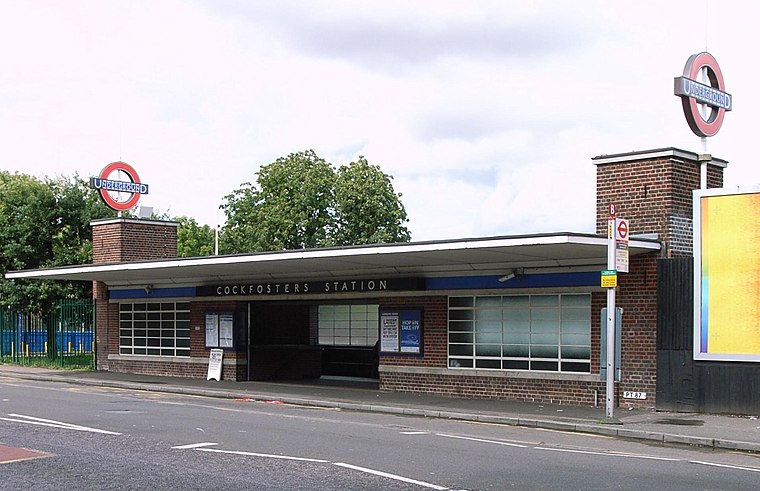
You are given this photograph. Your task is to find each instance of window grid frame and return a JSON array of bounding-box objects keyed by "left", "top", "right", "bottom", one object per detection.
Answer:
[
  {"left": 448, "top": 294, "right": 591, "bottom": 373},
  {"left": 119, "top": 302, "right": 191, "bottom": 357},
  {"left": 318, "top": 304, "right": 380, "bottom": 347}
]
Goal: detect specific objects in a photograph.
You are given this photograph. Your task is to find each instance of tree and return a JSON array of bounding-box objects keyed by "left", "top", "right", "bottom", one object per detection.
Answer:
[
  {"left": 220, "top": 150, "right": 410, "bottom": 253},
  {"left": 220, "top": 150, "right": 335, "bottom": 252},
  {"left": 176, "top": 217, "right": 215, "bottom": 257},
  {"left": 0, "top": 172, "right": 115, "bottom": 313},
  {"left": 333, "top": 156, "right": 411, "bottom": 245}
]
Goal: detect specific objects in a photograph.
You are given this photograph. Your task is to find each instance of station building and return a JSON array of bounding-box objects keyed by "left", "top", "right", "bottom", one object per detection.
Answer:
[{"left": 9, "top": 148, "right": 760, "bottom": 414}]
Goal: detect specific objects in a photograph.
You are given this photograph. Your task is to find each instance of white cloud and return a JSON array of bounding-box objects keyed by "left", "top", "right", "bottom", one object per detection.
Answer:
[{"left": 1, "top": 0, "right": 756, "bottom": 242}]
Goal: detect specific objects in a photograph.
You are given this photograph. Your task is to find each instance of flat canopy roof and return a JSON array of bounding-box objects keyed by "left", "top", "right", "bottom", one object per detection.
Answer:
[{"left": 5, "top": 232, "right": 660, "bottom": 288}]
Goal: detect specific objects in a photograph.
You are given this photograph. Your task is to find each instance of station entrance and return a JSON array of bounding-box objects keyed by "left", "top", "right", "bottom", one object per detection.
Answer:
[{"left": 247, "top": 302, "right": 379, "bottom": 382}]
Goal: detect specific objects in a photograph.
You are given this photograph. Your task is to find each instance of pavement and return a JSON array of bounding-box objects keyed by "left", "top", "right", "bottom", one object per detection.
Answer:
[{"left": 2, "top": 364, "right": 759, "bottom": 454}]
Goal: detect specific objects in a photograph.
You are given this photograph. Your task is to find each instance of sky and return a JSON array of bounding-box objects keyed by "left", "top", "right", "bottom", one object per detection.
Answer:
[{"left": 0, "top": 1, "right": 754, "bottom": 242}]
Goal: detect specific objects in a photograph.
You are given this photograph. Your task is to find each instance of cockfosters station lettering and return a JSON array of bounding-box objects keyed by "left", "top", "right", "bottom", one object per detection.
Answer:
[{"left": 196, "top": 278, "right": 423, "bottom": 297}]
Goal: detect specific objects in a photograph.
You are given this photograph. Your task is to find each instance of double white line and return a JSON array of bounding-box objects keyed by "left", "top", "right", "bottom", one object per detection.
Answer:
[{"left": 0, "top": 413, "right": 122, "bottom": 435}]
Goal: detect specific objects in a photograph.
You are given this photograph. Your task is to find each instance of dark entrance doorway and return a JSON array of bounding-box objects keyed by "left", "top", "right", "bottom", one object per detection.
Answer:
[{"left": 248, "top": 303, "right": 320, "bottom": 381}]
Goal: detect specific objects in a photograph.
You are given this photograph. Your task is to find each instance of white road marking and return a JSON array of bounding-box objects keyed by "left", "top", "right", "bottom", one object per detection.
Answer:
[
  {"left": 691, "top": 460, "right": 760, "bottom": 473},
  {"left": 437, "top": 433, "right": 527, "bottom": 448},
  {"left": 2, "top": 413, "right": 121, "bottom": 435},
  {"left": 197, "top": 448, "right": 329, "bottom": 463},
  {"left": 171, "top": 442, "right": 219, "bottom": 449},
  {"left": 401, "top": 431, "right": 429, "bottom": 435},
  {"left": 334, "top": 462, "right": 449, "bottom": 490},
  {"left": 534, "top": 446, "right": 679, "bottom": 461}
]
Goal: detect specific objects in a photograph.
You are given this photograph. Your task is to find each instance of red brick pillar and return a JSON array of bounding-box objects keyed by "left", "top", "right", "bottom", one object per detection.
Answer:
[
  {"left": 91, "top": 218, "right": 179, "bottom": 370},
  {"left": 591, "top": 148, "right": 726, "bottom": 408}
]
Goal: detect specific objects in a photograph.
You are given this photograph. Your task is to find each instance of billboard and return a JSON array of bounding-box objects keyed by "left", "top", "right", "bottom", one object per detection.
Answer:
[{"left": 694, "top": 187, "right": 760, "bottom": 362}]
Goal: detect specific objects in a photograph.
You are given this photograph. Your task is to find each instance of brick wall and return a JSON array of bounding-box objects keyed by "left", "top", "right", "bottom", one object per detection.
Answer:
[
  {"left": 594, "top": 149, "right": 724, "bottom": 257},
  {"left": 91, "top": 218, "right": 178, "bottom": 263}
]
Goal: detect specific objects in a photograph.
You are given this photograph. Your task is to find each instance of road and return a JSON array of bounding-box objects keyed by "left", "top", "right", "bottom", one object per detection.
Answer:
[{"left": 1, "top": 375, "right": 759, "bottom": 490}]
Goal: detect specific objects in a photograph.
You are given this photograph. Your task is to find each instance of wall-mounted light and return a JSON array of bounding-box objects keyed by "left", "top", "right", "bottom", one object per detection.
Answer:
[
  {"left": 144, "top": 285, "right": 153, "bottom": 294},
  {"left": 498, "top": 268, "right": 526, "bottom": 283}
]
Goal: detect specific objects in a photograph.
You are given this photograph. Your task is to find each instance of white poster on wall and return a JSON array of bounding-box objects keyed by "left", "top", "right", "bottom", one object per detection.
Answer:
[{"left": 219, "top": 313, "right": 234, "bottom": 348}]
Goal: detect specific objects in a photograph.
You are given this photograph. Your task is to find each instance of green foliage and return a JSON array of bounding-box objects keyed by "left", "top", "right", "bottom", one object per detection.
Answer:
[
  {"left": 176, "top": 216, "right": 215, "bottom": 257},
  {"left": 220, "top": 150, "right": 410, "bottom": 253},
  {"left": 0, "top": 171, "right": 115, "bottom": 314},
  {"left": 333, "top": 156, "right": 411, "bottom": 246}
]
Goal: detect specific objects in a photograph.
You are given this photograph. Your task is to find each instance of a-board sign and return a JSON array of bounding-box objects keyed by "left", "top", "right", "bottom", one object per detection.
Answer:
[{"left": 207, "top": 349, "right": 223, "bottom": 381}]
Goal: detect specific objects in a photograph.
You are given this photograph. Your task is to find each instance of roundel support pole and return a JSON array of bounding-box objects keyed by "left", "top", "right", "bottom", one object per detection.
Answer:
[{"left": 605, "top": 217, "right": 616, "bottom": 420}]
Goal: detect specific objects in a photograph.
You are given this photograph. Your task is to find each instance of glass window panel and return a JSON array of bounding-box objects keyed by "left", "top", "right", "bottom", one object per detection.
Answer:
[
  {"left": 448, "top": 358, "right": 473, "bottom": 368},
  {"left": 475, "top": 309, "right": 502, "bottom": 321},
  {"left": 134, "top": 303, "right": 147, "bottom": 311},
  {"left": 119, "top": 347, "right": 132, "bottom": 354},
  {"left": 503, "top": 331, "right": 530, "bottom": 344},
  {"left": 147, "top": 313, "right": 161, "bottom": 321},
  {"left": 176, "top": 338, "right": 190, "bottom": 348},
  {"left": 119, "top": 304, "right": 133, "bottom": 312},
  {"left": 147, "top": 338, "right": 160, "bottom": 347},
  {"left": 135, "top": 338, "right": 146, "bottom": 347},
  {"left": 119, "top": 313, "right": 133, "bottom": 321},
  {"left": 334, "top": 306, "right": 350, "bottom": 320},
  {"left": 449, "top": 321, "right": 473, "bottom": 332},
  {"left": 475, "top": 296, "right": 501, "bottom": 307},
  {"left": 561, "top": 320, "right": 590, "bottom": 334},
  {"left": 474, "top": 320, "right": 501, "bottom": 332},
  {"left": 176, "top": 302, "right": 190, "bottom": 310},
  {"left": 134, "top": 321, "right": 146, "bottom": 329},
  {"left": 449, "top": 297, "right": 473, "bottom": 308},
  {"left": 148, "top": 329, "right": 160, "bottom": 338},
  {"left": 119, "top": 329, "right": 131, "bottom": 338},
  {"left": 531, "top": 333, "right": 559, "bottom": 345},
  {"left": 161, "top": 329, "right": 174, "bottom": 338},
  {"left": 147, "top": 303, "right": 161, "bottom": 311},
  {"left": 503, "top": 344, "right": 529, "bottom": 357},
  {"left": 562, "top": 361, "right": 591, "bottom": 373},
  {"left": 561, "top": 294, "right": 590, "bottom": 307},
  {"left": 561, "top": 333, "right": 590, "bottom": 346},
  {"left": 319, "top": 336, "right": 333, "bottom": 345},
  {"left": 351, "top": 305, "right": 368, "bottom": 315},
  {"left": 503, "top": 296, "right": 529, "bottom": 308},
  {"left": 334, "top": 337, "right": 350, "bottom": 345},
  {"left": 532, "top": 308, "right": 558, "bottom": 322},
  {"left": 161, "top": 312, "right": 175, "bottom": 321},
  {"left": 161, "top": 339, "right": 174, "bottom": 347},
  {"left": 334, "top": 320, "right": 350, "bottom": 329},
  {"left": 475, "top": 344, "right": 501, "bottom": 357},
  {"left": 502, "top": 360, "right": 529, "bottom": 370},
  {"left": 449, "top": 310, "right": 474, "bottom": 321},
  {"left": 476, "top": 359, "right": 501, "bottom": 369},
  {"left": 176, "top": 312, "right": 190, "bottom": 321},
  {"left": 449, "top": 344, "right": 473, "bottom": 356},
  {"left": 134, "top": 313, "right": 146, "bottom": 321},
  {"left": 134, "top": 329, "right": 146, "bottom": 337},
  {"left": 531, "top": 345, "right": 558, "bottom": 358},
  {"left": 561, "top": 346, "right": 590, "bottom": 359},
  {"left": 531, "top": 361, "right": 558, "bottom": 371},
  {"left": 475, "top": 332, "right": 501, "bottom": 344},
  {"left": 449, "top": 332, "right": 473, "bottom": 343},
  {"left": 531, "top": 295, "right": 559, "bottom": 307},
  {"left": 350, "top": 337, "right": 367, "bottom": 346},
  {"left": 561, "top": 309, "right": 590, "bottom": 322},
  {"left": 160, "top": 349, "right": 174, "bottom": 356}
]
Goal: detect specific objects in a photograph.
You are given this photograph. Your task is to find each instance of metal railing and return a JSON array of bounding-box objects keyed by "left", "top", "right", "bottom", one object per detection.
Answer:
[{"left": 0, "top": 299, "right": 95, "bottom": 369}]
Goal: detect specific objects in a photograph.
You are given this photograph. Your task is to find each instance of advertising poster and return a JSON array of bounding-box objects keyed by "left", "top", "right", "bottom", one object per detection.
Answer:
[
  {"left": 694, "top": 188, "right": 760, "bottom": 361},
  {"left": 399, "top": 310, "right": 421, "bottom": 353},
  {"left": 380, "top": 311, "right": 399, "bottom": 353},
  {"left": 380, "top": 308, "right": 422, "bottom": 355}
]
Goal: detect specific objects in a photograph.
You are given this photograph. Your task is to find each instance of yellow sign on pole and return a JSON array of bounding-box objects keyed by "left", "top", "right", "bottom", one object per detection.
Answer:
[{"left": 601, "top": 270, "right": 617, "bottom": 288}]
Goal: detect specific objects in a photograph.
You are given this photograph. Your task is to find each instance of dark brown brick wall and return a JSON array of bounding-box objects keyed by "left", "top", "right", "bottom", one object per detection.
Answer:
[{"left": 91, "top": 218, "right": 178, "bottom": 264}]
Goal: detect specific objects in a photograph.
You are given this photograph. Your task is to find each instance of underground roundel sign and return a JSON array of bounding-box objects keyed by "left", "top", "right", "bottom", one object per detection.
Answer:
[
  {"left": 89, "top": 161, "right": 149, "bottom": 212},
  {"left": 674, "top": 52, "right": 732, "bottom": 138}
]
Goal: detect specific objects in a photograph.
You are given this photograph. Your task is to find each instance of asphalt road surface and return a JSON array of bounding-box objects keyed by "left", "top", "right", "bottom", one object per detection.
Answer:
[{"left": 1, "top": 375, "right": 759, "bottom": 490}]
